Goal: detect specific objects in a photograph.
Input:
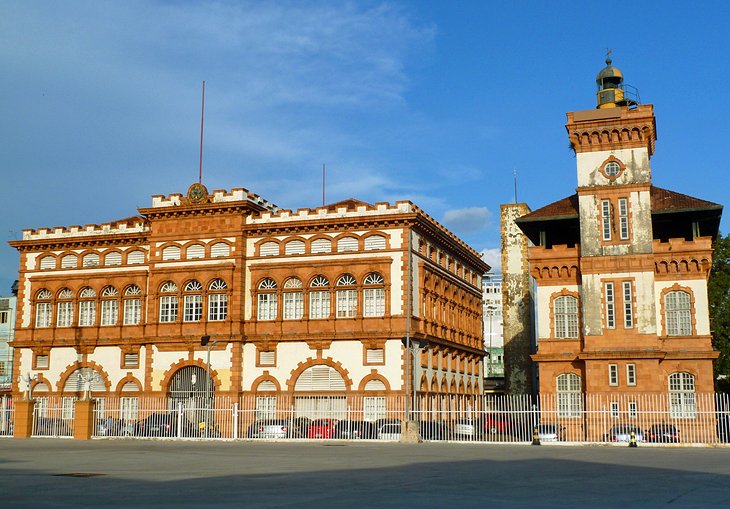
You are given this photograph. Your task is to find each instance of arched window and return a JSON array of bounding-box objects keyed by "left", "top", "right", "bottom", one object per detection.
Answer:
[
  {"left": 211, "top": 242, "right": 230, "bottom": 257},
  {"left": 100, "top": 286, "right": 119, "bottom": 326},
  {"left": 337, "top": 237, "right": 358, "bottom": 253},
  {"left": 208, "top": 279, "right": 228, "bottom": 321},
  {"left": 78, "top": 287, "right": 97, "bottom": 326},
  {"left": 336, "top": 274, "right": 357, "bottom": 318},
  {"left": 364, "top": 235, "right": 386, "bottom": 251},
  {"left": 186, "top": 244, "right": 205, "bottom": 260},
  {"left": 669, "top": 372, "right": 696, "bottom": 418},
  {"left": 260, "top": 241, "right": 279, "bottom": 257},
  {"left": 311, "top": 238, "right": 332, "bottom": 254},
  {"left": 309, "top": 275, "right": 330, "bottom": 319},
  {"left": 554, "top": 295, "right": 578, "bottom": 338},
  {"left": 183, "top": 280, "right": 203, "bottom": 322},
  {"left": 159, "top": 281, "right": 178, "bottom": 323},
  {"left": 556, "top": 373, "right": 582, "bottom": 418},
  {"left": 56, "top": 288, "right": 74, "bottom": 327},
  {"left": 123, "top": 285, "right": 142, "bottom": 325},
  {"left": 105, "top": 252, "right": 122, "bottom": 266},
  {"left": 127, "top": 250, "right": 145, "bottom": 264},
  {"left": 284, "top": 240, "right": 305, "bottom": 255},
  {"left": 60, "top": 254, "right": 77, "bottom": 268},
  {"left": 363, "top": 272, "right": 385, "bottom": 317},
  {"left": 39, "top": 256, "right": 56, "bottom": 270},
  {"left": 283, "top": 278, "right": 303, "bottom": 320},
  {"left": 162, "top": 245, "right": 181, "bottom": 261},
  {"left": 294, "top": 365, "right": 346, "bottom": 391},
  {"left": 665, "top": 290, "right": 692, "bottom": 336},
  {"left": 82, "top": 253, "right": 99, "bottom": 267},
  {"left": 257, "top": 278, "right": 277, "bottom": 320},
  {"left": 35, "top": 289, "right": 53, "bottom": 328}
]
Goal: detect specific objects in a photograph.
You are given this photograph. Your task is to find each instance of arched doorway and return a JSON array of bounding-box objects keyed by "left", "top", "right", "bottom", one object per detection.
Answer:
[
  {"left": 293, "top": 365, "right": 346, "bottom": 420},
  {"left": 168, "top": 366, "right": 213, "bottom": 426}
]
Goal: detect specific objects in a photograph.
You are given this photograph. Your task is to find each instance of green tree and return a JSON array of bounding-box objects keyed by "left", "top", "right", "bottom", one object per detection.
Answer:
[{"left": 709, "top": 232, "right": 730, "bottom": 392}]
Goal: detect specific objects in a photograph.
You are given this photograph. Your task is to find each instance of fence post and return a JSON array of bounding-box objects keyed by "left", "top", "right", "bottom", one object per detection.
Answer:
[
  {"left": 233, "top": 402, "right": 238, "bottom": 439},
  {"left": 13, "top": 399, "right": 35, "bottom": 438},
  {"left": 73, "top": 398, "right": 95, "bottom": 440},
  {"left": 177, "top": 402, "right": 183, "bottom": 439}
]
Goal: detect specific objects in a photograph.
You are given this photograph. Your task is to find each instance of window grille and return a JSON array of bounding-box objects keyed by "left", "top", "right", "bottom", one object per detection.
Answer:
[
  {"left": 36, "top": 355, "right": 50, "bottom": 369},
  {"left": 364, "top": 397, "right": 386, "bottom": 421},
  {"left": 39, "top": 256, "right": 55, "bottom": 270},
  {"left": 285, "top": 240, "right": 305, "bottom": 255},
  {"left": 259, "top": 351, "right": 276, "bottom": 366},
  {"left": 121, "top": 382, "right": 139, "bottom": 392},
  {"left": 61, "top": 255, "right": 77, "bottom": 268},
  {"left": 260, "top": 241, "right": 279, "bottom": 256},
  {"left": 101, "top": 300, "right": 118, "bottom": 326},
  {"left": 211, "top": 242, "right": 230, "bottom": 257},
  {"left": 159, "top": 296, "right": 178, "bottom": 322},
  {"left": 162, "top": 246, "right": 181, "bottom": 260},
  {"left": 209, "top": 279, "right": 227, "bottom": 290},
  {"left": 364, "top": 379, "right": 386, "bottom": 390},
  {"left": 283, "top": 292, "right": 303, "bottom": 320},
  {"left": 294, "top": 365, "right": 346, "bottom": 391},
  {"left": 366, "top": 349, "right": 384, "bottom": 364},
  {"left": 311, "top": 238, "right": 332, "bottom": 253},
  {"left": 82, "top": 253, "right": 99, "bottom": 267},
  {"left": 127, "top": 250, "right": 145, "bottom": 264},
  {"left": 208, "top": 293, "right": 228, "bottom": 321},
  {"left": 609, "top": 364, "right": 618, "bottom": 386},
  {"left": 123, "top": 353, "right": 139, "bottom": 368},
  {"left": 79, "top": 296, "right": 96, "bottom": 327},
  {"left": 337, "top": 237, "right": 358, "bottom": 252},
  {"left": 123, "top": 298, "right": 141, "bottom": 325},
  {"left": 627, "top": 364, "right": 636, "bottom": 386},
  {"left": 187, "top": 244, "right": 205, "bottom": 259},
  {"left": 105, "top": 252, "right": 122, "bottom": 266},
  {"left": 255, "top": 396, "right": 276, "bottom": 420},
  {"left": 57, "top": 301, "right": 73, "bottom": 327},
  {"left": 364, "top": 235, "right": 386, "bottom": 250}
]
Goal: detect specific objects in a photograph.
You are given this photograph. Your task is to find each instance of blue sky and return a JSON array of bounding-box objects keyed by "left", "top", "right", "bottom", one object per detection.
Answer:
[{"left": 2, "top": 0, "right": 729, "bottom": 294}]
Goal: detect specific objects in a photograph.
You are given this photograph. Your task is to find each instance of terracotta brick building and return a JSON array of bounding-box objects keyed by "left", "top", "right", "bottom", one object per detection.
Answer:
[
  {"left": 509, "top": 59, "right": 722, "bottom": 424},
  {"left": 9, "top": 184, "right": 488, "bottom": 420}
]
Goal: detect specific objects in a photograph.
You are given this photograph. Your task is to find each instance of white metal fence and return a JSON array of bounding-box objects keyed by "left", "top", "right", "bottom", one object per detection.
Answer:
[
  {"left": 0, "top": 395, "right": 13, "bottom": 436},
  {"left": 14, "top": 392, "right": 730, "bottom": 445}
]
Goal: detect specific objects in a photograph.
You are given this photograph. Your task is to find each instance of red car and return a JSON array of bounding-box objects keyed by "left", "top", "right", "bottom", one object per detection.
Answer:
[
  {"left": 307, "top": 418, "right": 338, "bottom": 439},
  {"left": 483, "top": 414, "right": 510, "bottom": 434}
]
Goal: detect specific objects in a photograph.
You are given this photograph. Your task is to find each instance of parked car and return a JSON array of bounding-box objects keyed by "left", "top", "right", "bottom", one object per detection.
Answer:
[
  {"left": 646, "top": 424, "right": 679, "bottom": 443},
  {"left": 453, "top": 418, "right": 480, "bottom": 439},
  {"left": 134, "top": 413, "right": 179, "bottom": 437},
  {"left": 484, "top": 414, "right": 510, "bottom": 434},
  {"left": 34, "top": 417, "right": 72, "bottom": 437},
  {"left": 333, "top": 420, "right": 376, "bottom": 439},
  {"left": 307, "top": 418, "right": 339, "bottom": 439},
  {"left": 419, "top": 420, "right": 452, "bottom": 440},
  {"left": 536, "top": 423, "right": 565, "bottom": 442},
  {"left": 247, "top": 419, "right": 302, "bottom": 439},
  {"left": 377, "top": 422, "right": 402, "bottom": 441},
  {"left": 606, "top": 424, "right": 644, "bottom": 443}
]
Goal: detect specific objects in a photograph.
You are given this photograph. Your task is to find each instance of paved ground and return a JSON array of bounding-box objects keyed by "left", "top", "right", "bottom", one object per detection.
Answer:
[{"left": 1, "top": 439, "right": 729, "bottom": 508}]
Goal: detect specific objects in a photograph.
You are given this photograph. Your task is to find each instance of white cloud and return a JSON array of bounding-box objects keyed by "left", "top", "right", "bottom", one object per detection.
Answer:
[
  {"left": 441, "top": 207, "right": 492, "bottom": 234},
  {"left": 480, "top": 248, "right": 501, "bottom": 273}
]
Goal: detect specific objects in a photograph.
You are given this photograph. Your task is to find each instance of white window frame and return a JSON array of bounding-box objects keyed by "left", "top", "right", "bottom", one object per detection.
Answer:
[
  {"left": 159, "top": 296, "right": 178, "bottom": 323},
  {"left": 665, "top": 290, "right": 692, "bottom": 336},
  {"left": 623, "top": 281, "right": 633, "bottom": 329},
  {"left": 605, "top": 282, "right": 615, "bottom": 329},
  {"left": 57, "top": 300, "right": 74, "bottom": 327},
  {"left": 601, "top": 199, "right": 612, "bottom": 241},
  {"left": 208, "top": 293, "right": 228, "bottom": 321},
  {"left": 628, "top": 401, "right": 638, "bottom": 419},
  {"left": 257, "top": 279, "right": 278, "bottom": 321},
  {"left": 101, "top": 299, "right": 119, "bottom": 326},
  {"left": 618, "top": 198, "right": 629, "bottom": 240},
  {"left": 669, "top": 372, "right": 696, "bottom": 418},
  {"left": 610, "top": 401, "right": 620, "bottom": 419},
  {"left": 123, "top": 298, "right": 141, "bottom": 325},
  {"left": 608, "top": 364, "right": 618, "bottom": 386},
  {"left": 79, "top": 299, "right": 96, "bottom": 327},
  {"left": 184, "top": 294, "right": 203, "bottom": 322},
  {"left": 556, "top": 373, "right": 582, "bottom": 418},
  {"left": 626, "top": 364, "right": 636, "bottom": 386},
  {"left": 554, "top": 295, "right": 578, "bottom": 338}
]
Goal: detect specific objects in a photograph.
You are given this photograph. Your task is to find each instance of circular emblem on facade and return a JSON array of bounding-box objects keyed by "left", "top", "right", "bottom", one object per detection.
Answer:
[{"left": 186, "top": 183, "right": 208, "bottom": 203}]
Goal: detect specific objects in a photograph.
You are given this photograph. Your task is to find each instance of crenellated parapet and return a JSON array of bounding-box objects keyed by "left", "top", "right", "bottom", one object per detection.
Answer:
[
  {"left": 151, "top": 187, "right": 279, "bottom": 212},
  {"left": 528, "top": 244, "right": 581, "bottom": 284},
  {"left": 566, "top": 104, "right": 656, "bottom": 156},
  {"left": 18, "top": 216, "right": 148, "bottom": 241},
  {"left": 653, "top": 237, "right": 714, "bottom": 279}
]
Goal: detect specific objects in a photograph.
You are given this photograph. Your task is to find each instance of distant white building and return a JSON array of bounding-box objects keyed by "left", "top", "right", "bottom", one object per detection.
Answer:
[
  {"left": 483, "top": 274, "right": 504, "bottom": 381},
  {"left": 0, "top": 289, "right": 17, "bottom": 393}
]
